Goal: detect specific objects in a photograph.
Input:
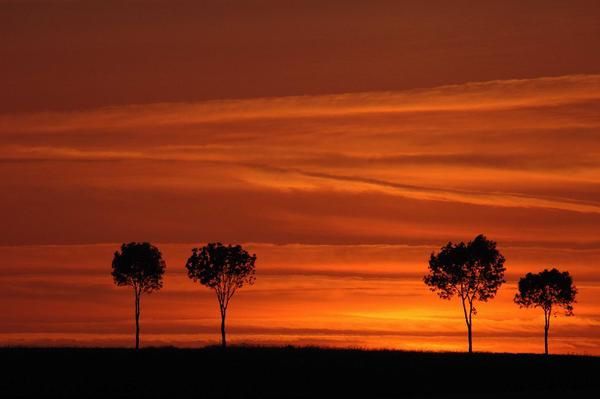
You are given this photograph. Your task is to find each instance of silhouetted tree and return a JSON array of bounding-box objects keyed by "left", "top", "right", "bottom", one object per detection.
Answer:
[
  {"left": 185, "top": 243, "right": 256, "bottom": 348},
  {"left": 424, "top": 234, "right": 505, "bottom": 353},
  {"left": 514, "top": 268, "right": 577, "bottom": 355},
  {"left": 111, "top": 242, "right": 166, "bottom": 350}
]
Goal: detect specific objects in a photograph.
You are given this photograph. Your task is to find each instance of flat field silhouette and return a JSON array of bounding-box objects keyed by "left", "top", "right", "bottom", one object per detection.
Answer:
[{"left": 1, "top": 346, "right": 598, "bottom": 398}]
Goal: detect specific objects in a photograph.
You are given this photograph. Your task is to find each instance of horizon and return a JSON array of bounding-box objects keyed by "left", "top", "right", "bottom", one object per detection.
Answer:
[{"left": 1, "top": 0, "right": 600, "bottom": 356}]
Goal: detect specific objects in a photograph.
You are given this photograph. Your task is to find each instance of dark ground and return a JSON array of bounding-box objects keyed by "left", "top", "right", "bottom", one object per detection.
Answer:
[{"left": 1, "top": 346, "right": 598, "bottom": 398}]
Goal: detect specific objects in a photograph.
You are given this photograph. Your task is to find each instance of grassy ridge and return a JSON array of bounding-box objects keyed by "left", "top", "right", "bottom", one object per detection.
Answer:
[{"left": 1, "top": 346, "right": 598, "bottom": 398}]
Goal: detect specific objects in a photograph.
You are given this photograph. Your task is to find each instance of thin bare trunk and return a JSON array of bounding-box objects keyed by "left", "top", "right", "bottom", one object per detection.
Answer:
[
  {"left": 461, "top": 296, "right": 473, "bottom": 353},
  {"left": 135, "top": 290, "right": 140, "bottom": 350},
  {"left": 220, "top": 308, "right": 227, "bottom": 349},
  {"left": 467, "top": 322, "right": 472, "bottom": 353},
  {"left": 544, "top": 308, "right": 550, "bottom": 355}
]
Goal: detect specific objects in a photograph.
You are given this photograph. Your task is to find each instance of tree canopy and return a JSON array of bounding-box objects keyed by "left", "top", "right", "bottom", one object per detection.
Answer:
[
  {"left": 112, "top": 242, "right": 166, "bottom": 293},
  {"left": 424, "top": 234, "right": 506, "bottom": 304},
  {"left": 186, "top": 243, "right": 256, "bottom": 292},
  {"left": 514, "top": 268, "right": 577, "bottom": 315}
]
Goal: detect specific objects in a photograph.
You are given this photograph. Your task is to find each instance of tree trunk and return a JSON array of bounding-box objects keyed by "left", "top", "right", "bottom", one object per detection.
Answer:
[
  {"left": 544, "top": 308, "right": 550, "bottom": 355},
  {"left": 135, "top": 292, "right": 140, "bottom": 350},
  {"left": 461, "top": 297, "right": 473, "bottom": 354},
  {"left": 544, "top": 324, "right": 549, "bottom": 355},
  {"left": 220, "top": 310, "right": 227, "bottom": 349},
  {"left": 467, "top": 322, "right": 472, "bottom": 354}
]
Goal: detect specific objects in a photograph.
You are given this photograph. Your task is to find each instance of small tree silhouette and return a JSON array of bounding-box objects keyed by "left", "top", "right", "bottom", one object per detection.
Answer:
[
  {"left": 111, "top": 242, "right": 166, "bottom": 350},
  {"left": 424, "top": 234, "right": 505, "bottom": 353},
  {"left": 514, "top": 268, "right": 577, "bottom": 355},
  {"left": 185, "top": 242, "right": 256, "bottom": 348}
]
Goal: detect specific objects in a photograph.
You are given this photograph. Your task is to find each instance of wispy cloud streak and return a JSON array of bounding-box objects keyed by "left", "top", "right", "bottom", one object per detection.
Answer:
[{"left": 1, "top": 74, "right": 599, "bottom": 134}]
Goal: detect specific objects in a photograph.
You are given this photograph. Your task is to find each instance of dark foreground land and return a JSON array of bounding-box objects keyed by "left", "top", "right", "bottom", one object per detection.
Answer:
[{"left": 1, "top": 346, "right": 599, "bottom": 398}]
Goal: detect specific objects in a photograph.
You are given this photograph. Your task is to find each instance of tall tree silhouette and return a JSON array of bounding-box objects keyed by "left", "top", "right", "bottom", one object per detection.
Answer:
[
  {"left": 111, "top": 242, "right": 166, "bottom": 350},
  {"left": 185, "top": 243, "right": 256, "bottom": 348},
  {"left": 514, "top": 268, "right": 577, "bottom": 355},
  {"left": 424, "top": 234, "right": 505, "bottom": 353}
]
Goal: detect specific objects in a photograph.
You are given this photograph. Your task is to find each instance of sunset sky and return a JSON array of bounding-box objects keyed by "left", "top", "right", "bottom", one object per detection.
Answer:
[{"left": 1, "top": 0, "right": 600, "bottom": 355}]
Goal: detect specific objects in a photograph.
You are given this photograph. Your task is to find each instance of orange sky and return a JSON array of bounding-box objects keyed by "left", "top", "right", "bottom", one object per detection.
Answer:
[{"left": 1, "top": 0, "right": 599, "bottom": 355}]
